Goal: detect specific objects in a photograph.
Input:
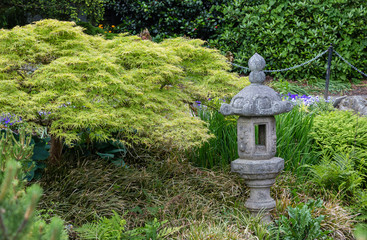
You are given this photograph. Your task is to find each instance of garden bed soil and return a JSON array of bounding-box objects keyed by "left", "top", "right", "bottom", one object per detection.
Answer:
[
  {"left": 344, "top": 79, "right": 367, "bottom": 96},
  {"left": 264, "top": 76, "right": 367, "bottom": 96}
]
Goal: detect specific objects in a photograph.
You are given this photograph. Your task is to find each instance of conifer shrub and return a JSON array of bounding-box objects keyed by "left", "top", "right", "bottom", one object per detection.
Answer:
[
  {"left": 0, "top": 19, "right": 246, "bottom": 165},
  {"left": 0, "top": 160, "right": 67, "bottom": 240},
  {"left": 212, "top": 0, "right": 367, "bottom": 81}
]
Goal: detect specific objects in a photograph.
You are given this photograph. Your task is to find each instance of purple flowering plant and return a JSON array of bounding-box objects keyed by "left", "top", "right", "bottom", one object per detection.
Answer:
[
  {"left": 0, "top": 113, "right": 22, "bottom": 128},
  {"left": 284, "top": 93, "right": 322, "bottom": 106},
  {"left": 283, "top": 93, "right": 334, "bottom": 113}
]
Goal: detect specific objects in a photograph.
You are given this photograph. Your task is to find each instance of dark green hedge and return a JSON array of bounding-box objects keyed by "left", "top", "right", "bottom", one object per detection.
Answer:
[
  {"left": 104, "top": 0, "right": 227, "bottom": 41},
  {"left": 210, "top": 0, "right": 367, "bottom": 81}
]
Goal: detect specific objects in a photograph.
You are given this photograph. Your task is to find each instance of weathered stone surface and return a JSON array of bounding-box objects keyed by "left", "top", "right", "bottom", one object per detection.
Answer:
[
  {"left": 220, "top": 54, "right": 293, "bottom": 117},
  {"left": 237, "top": 116, "right": 277, "bottom": 160},
  {"left": 248, "top": 53, "right": 266, "bottom": 73},
  {"left": 221, "top": 53, "right": 288, "bottom": 223},
  {"left": 231, "top": 158, "right": 284, "bottom": 180},
  {"left": 334, "top": 95, "right": 367, "bottom": 115},
  {"left": 231, "top": 157, "right": 284, "bottom": 222}
]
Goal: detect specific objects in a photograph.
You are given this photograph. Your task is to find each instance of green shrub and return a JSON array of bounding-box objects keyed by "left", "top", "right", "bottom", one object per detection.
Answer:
[
  {"left": 275, "top": 199, "right": 331, "bottom": 240},
  {"left": 310, "top": 110, "right": 367, "bottom": 185},
  {"left": 0, "top": 0, "right": 105, "bottom": 29},
  {"left": 212, "top": 0, "right": 367, "bottom": 81},
  {"left": 0, "top": 19, "right": 246, "bottom": 166}
]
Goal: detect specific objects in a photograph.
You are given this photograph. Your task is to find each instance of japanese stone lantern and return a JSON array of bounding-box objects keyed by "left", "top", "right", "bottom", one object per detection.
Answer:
[{"left": 220, "top": 53, "right": 293, "bottom": 222}]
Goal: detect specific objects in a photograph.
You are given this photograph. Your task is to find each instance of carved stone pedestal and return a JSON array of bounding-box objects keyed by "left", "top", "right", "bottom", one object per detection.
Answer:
[{"left": 231, "top": 158, "right": 284, "bottom": 222}]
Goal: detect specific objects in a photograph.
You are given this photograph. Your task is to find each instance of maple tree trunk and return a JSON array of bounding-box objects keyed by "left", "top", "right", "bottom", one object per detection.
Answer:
[{"left": 48, "top": 135, "right": 63, "bottom": 166}]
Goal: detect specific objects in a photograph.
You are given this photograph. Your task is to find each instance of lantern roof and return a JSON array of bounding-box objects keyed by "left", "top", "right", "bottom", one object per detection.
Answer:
[{"left": 220, "top": 53, "right": 293, "bottom": 117}]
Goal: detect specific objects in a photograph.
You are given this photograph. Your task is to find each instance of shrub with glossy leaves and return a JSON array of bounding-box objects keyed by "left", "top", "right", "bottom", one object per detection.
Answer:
[
  {"left": 212, "top": 0, "right": 367, "bottom": 81},
  {"left": 0, "top": 0, "right": 105, "bottom": 29},
  {"left": 105, "top": 0, "right": 226, "bottom": 41}
]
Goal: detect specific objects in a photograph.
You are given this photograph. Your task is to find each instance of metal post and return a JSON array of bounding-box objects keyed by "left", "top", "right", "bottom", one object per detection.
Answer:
[{"left": 324, "top": 44, "right": 333, "bottom": 100}]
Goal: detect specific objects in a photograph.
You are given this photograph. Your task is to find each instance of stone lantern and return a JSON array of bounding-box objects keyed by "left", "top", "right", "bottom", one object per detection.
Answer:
[{"left": 220, "top": 53, "right": 293, "bottom": 222}]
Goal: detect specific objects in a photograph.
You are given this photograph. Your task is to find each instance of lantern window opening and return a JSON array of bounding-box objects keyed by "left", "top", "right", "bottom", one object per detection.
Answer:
[{"left": 254, "top": 124, "right": 267, "bottom": 152}]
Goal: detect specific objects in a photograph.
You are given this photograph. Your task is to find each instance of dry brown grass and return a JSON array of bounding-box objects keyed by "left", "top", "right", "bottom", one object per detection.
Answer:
[{"left": 38, "top": 158, "right": 357, "bottom": 239}]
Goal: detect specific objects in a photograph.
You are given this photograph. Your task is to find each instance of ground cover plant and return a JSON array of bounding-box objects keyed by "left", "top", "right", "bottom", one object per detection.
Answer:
[{"left": 37, "top": 156, "right": 356, "bottom": 239}]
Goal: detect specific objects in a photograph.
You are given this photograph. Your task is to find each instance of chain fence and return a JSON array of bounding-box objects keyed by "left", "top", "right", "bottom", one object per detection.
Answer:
[
  {"left": 230, "top": 48, "right": 367, "bottom": 77},
  {"left": 333, "top": 50, "right": 367, "bottom": 79}
]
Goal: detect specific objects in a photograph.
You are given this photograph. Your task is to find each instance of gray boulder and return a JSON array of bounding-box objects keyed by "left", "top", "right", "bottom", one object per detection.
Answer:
[{"left": 333, "top": 96, "right": 367, "bottom": 115}]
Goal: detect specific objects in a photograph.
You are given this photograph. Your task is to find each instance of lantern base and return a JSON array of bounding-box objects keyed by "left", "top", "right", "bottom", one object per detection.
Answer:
[{"left": 231, "top": 157, "right": 284, "bottom": 222}]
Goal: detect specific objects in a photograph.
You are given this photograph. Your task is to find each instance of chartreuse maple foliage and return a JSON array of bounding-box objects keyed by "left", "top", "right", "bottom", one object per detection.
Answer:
[{"left": 0, "top": 19, "right": 248, "bottom": 152}]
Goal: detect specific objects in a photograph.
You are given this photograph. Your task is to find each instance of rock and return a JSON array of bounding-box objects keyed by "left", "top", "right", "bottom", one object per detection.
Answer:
[{"left": 334, "top": 96, "right": 367, "bottom": 115}]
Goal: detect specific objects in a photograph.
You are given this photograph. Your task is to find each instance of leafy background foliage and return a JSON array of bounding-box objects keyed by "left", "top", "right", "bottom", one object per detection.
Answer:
[
  {"left": 211, "top": 0, "right": 367, "bottom": 81},
  {"left": 0, "top": 0, "right": 105, "bottom": 28},
  {"left": 104, "top": 0, "right": 226, "bottom": 41}
]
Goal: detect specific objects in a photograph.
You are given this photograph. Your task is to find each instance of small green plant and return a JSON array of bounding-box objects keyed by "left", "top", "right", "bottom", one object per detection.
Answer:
[
  {"left": 76, "top": 211, "right": 127, "bottom": 240},
  {"left": 276, "top": 199, "right": 331, "bottom": 240},
  {"left": 76, "top": 211, "right": 180, "bottom": 240},
  {"left": 128, "top": 218, "right": 180, "bottom": 240},
  {"left": 0, "top": 128, "right": 34, "bottom": 179},
  {"left": 0, "top": 127, "right": 50, "bottom": 181},
  {"left": 309, "top": 153, "right": 363, "bottom": 199}
]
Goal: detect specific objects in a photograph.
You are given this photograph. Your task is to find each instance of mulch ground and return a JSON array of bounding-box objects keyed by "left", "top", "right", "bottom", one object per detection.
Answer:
[
  {"left": 344, "top": 79, "right": 367, "bottom": 96},
  {"left": 263, "top": 76, "right": 367, "bottom": 96}
]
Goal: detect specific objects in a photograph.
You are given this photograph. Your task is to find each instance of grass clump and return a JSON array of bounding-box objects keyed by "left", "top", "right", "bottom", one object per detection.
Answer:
[{"left": 38, "top": 157, "right": 248, "bottom": 228}]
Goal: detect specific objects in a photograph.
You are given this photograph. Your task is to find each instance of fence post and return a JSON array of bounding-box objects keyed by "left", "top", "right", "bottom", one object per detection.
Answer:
[{"left": 324, "top": 44, "right": 333, "bottom": 100}]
